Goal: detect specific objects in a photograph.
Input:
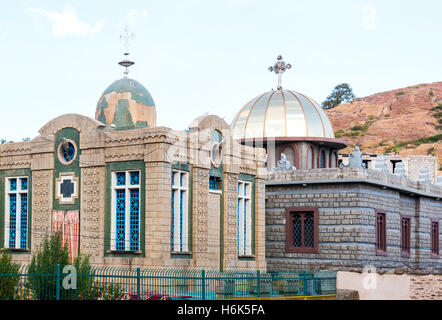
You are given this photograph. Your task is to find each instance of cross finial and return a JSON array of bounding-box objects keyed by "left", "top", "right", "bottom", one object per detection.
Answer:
[
  {"left": 118, "top": 26, "right": 136, "bottom": 77},
  {"left": 268, "top": 55, "right": 292, "bottom": 90}
]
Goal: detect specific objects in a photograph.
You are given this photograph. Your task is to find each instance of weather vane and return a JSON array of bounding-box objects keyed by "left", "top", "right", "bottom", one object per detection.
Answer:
[
  {"left": 268, "top": 55, "right": 292, "bottom": 90},
  {"left": 118, "top": 25, "right": 136, "bottom": 77}
]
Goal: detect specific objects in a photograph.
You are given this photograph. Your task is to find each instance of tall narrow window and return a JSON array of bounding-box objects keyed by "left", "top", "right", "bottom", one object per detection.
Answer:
[
  {"left": 285, "top": 208, "right": 318, "bottom": 254},
  {"left": 319, "top": 150, "right": 327, "bottom": 168},
  {"left": 376, "top": 211, "right": 387, "bottom": 256},
  {"left": 5, "top": 177, "right": 29, "bottom": 250},
  {"left": 171, "top": 170, "right": 189, "bottom": 253},
  {"left": 238, "top": 181, "right": 252, "bottom": 256},
  {"left": 431, "top": 220, "right": 439, "bottom": 258},
  {"left": 401, "top": 216, "right": 411, "bottom": 257},
  {"left": 111, "top": 171, "right": 140, "bottom": 252}
]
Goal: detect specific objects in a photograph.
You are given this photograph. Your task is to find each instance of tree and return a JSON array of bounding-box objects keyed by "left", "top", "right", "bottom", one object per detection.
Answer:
[{"left": 322, "top": 83, "right": 355, "bottom": 109}]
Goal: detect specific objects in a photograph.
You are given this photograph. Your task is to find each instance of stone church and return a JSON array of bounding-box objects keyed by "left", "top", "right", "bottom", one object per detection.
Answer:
[{"left": 1, "top": 54, "right": 441, "bottom": 294}]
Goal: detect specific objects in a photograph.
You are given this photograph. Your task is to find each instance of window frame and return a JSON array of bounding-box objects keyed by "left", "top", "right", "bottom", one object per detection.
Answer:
[
  {"left": 376, "top": 210, "right": 387, "bottom": 256},
  {"left": 400, "top": 215, "right": 411, "bottom": 258},
  {"left": 4, "top": 176, "right": 29, "bottom": 250},
  {"left": 285, "top": 207, "right": 319, "bottom": 254},
  {"left": 171, "top": 169, "right": 191, "bottom": 254},
  {"left": 431, "top": 219, "right": 439, "bottom": 259},
  {"left": 110, "top": 170, "right": 141, "bottom": 253},
  {"left": 237, "top": 180, "right": 253, "bottom": 257}
]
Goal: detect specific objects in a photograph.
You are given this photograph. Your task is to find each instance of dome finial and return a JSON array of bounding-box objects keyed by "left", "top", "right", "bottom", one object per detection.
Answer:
[
  {"left": 118, "top": 25, "right": 136, "bottom": 77},
  {"left": 268, "top": 55, "right": 292, "bottom": 90}
]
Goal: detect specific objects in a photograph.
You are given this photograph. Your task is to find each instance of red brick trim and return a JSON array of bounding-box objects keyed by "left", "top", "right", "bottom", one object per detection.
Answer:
[{"left": 285, "top": 207, "right": 319, "bottom": 254}]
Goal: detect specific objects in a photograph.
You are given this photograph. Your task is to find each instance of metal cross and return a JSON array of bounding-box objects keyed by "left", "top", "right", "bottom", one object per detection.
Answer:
[
  {"left": 268, "top": 55, "right": 292, "bottom": 90},
  {"left": 120, "top": 25, "right": 135, "bottom": 53}
]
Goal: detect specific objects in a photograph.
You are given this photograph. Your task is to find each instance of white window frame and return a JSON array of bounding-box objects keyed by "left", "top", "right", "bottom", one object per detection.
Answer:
[
  {"left": 171, "top": 170, "right": 189, "bottom": 253},
  {"left": 238, "top": 181, "right": 252, "bottom": 257},
  {"left": 110, "top": 170, "right": 141, "bottom": 252},
  {"left": 4, "top": 176, "right": 29, "bottom": 249}
]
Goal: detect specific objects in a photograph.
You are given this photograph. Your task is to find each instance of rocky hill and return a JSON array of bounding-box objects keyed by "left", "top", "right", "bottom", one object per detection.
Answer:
[{"left": 325, "top": 82, "right": 442, "bottom": 171}]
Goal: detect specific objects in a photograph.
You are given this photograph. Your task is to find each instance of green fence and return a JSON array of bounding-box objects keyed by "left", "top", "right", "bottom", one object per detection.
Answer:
[{"left": 0, "top": 265, "right": 336, "bottom": 300}]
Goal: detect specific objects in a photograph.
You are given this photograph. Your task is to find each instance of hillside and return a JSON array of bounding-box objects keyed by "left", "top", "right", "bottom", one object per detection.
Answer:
[{"left": 325, "top": 82, "right": 442, "bottom": 171}]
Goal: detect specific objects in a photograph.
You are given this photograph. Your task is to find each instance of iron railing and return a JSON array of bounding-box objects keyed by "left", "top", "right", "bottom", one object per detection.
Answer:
[{"left": 0, "top": 265, "right": 336, "bottom": 300}]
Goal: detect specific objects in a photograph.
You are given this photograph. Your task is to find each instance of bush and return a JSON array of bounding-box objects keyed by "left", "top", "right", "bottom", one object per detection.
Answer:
[
  {"left": 26, "top": 232, "right": 123, "bottom": 300},
  {"left": 0, "top": 251, "right": 21, "bottom": 299}
]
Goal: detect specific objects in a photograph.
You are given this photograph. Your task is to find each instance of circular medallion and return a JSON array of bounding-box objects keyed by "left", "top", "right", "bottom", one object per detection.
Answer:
[
  {"left": 210, "top": 142, "right": 222, "bottom": 168},
  {"left": 58, "top": 139, "right": 77, "bottom": 165}
]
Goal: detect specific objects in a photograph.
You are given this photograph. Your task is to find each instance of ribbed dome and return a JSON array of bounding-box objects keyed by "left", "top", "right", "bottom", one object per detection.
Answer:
[
  {"left": 231, "top": 89, "right": 335, "bottom": 140},
  {"left": 95, "top": 78, "right": 156, "bottom": 130}
]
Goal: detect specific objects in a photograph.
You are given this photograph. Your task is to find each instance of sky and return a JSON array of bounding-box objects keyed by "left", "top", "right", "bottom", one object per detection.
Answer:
[{"left": 0, "top": 0, "right": 441, "bottom": 141}]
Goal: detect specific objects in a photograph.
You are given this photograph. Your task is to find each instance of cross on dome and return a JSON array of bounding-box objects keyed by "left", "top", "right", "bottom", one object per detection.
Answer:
[{"left": 268, "top": 55, "right": 292, "bottom": 90}]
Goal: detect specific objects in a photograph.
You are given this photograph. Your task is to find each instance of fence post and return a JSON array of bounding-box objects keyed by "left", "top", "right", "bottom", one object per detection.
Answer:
[
  {"left": 302, "top": 271, "right": 307, "bottom": 297},
  {"left": 56, "top": 264, "right": 61, "bottom": 301},
  {"left": 136, "top": 267, "right": 141, "bottom": 300},
  {"left": 201, "top": 269, "right": 206, "bottom": 300},
  {"left": 257, "top": 270, "right": 261, "bottom": 298}
]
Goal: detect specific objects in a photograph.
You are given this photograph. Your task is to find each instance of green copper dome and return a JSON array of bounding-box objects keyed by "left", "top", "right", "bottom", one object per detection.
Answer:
[{"left": 95, "top": 78, "right": 156, "bottom": 130}]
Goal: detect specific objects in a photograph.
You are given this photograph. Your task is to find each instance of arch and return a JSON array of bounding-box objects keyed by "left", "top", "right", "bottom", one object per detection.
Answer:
[
  {"left": 307, "top": 144, "right": 315, "bottom": 169},
  {"left": 329, "top": 150, "right": 339, "bottom": 168},
  {"left": 317, "top": 148, "right": 327, "bottom": 169},
  {"left": 279, "top": 144, "right": 300, "bottom": 169}
]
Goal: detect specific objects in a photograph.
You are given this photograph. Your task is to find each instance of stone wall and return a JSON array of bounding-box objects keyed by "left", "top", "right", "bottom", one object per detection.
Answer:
[
  {"left": 337, "top": 271, "right": 442, "bottom": 300},
  {"left": 266, "top": 168, "right": 442, "bottom": 274}
]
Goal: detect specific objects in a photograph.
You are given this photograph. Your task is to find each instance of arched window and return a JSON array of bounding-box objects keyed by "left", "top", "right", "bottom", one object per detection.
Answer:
[
  {"left": 307, "top": 146, "right": 314, "bottom": 169},
  {"left": 280, "top": 146, "right": 296, "bottom": 168},
  {"left": 319, "top": 150, "right": 327, "bottom": 168},
  {"left": 329, "top": 151, "right": 338, "bottom": 168}
]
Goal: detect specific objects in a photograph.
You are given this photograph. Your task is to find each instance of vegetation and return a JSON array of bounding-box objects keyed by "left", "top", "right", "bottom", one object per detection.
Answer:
[
  {"left": 384, "top": 134, "right": 442, "bottom": 154},
  {"left": 27, "top": 232, "right": 123, "bottom": 300},
  {"left": 395, "top": 91, "right": 406, "bottom": 96},
  {"left": 427, "top": 147, "right": 436, "bottom": 156},
  {"left": 429, "top": 89, "right": 434, "bottom": 98},
  {"left": 384, "top": 113, "right": 391, "bottom": 118},
  {"left": 0, "top": 251, "right": 21, "bottom": 300},
  {"left": 322, "top": 83, "right": 355, "bottom": 109}
]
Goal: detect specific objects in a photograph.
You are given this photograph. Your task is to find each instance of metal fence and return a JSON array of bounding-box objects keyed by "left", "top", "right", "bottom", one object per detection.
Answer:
[{"left": 0, "top": 265, "right": 336, "bottom": 300}]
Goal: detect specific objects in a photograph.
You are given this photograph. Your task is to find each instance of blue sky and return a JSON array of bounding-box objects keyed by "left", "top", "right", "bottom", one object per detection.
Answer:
[{"left": 0, "top": 0, "right": 441, "bottom": 141}]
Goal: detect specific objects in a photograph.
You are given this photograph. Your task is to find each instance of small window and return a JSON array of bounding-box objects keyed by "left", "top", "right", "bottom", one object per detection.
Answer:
[
  {"left": 431, "top": 220, "right": 439, "bottom": 258},
  {"left": 401, "top": 216, "right": 411, "bottom": 257},
  {"left": 376, "top": 211, "right": 387, "bottom": 256},
  {"left": 286, "top": 208, "right": 318, "bottom": 254},
  {"left": 209, "top": 176, "right": 221, "bottom": 192}
]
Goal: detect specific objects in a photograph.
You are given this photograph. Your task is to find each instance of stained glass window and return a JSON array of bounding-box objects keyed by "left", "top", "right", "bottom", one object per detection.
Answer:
[
  {"left": 209, "top": 177, "right": 218, "bottom": 191},
  {"left": 5, "top": 176, "right": 29, "bottom": 250},
  {"left": 112, "top": 170, "right": 141, "bottom": 252},
  {"left": 287, "top": 209, "right": 317, "bottom": 253}
]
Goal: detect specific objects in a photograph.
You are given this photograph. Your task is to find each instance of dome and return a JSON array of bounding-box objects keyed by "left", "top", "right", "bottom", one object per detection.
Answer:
[
  {"left": 95, "top": 77, "right": 156, "bottom": 130},
  {"left": 231, "top": 89, "right": 335, "bottom": 141}
]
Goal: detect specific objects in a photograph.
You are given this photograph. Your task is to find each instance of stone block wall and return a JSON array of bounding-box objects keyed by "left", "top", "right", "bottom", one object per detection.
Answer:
[{"left": 266, "top": 168, "right": 441, "bottom": 274}]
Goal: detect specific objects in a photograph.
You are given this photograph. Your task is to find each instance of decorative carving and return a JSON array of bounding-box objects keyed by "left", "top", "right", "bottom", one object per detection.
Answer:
[
  {"left": 31, "top": 170, "right": 53, "bottom": 251},
  {"left": 340, "top": 146, "right": 366, "bottom": 169},
  {"left": 272, "top": 153, "right": 296, "bottom": 172},
  {"left": 394, "top": 161, "right": 407, "bottom": 178}
]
